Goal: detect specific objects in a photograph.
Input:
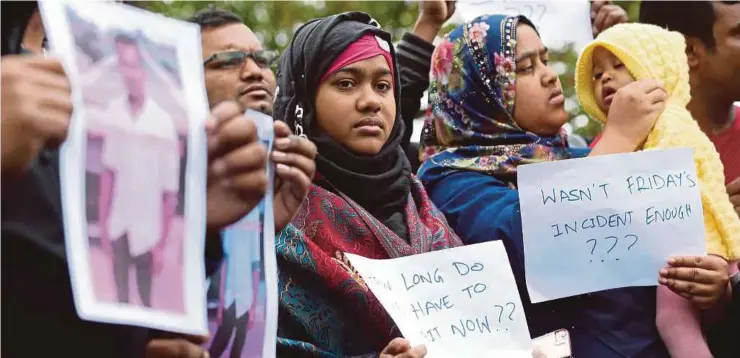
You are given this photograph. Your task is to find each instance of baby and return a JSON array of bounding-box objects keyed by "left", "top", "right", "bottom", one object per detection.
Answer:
[{"left": 575, "top": 23, "right": 740, "bottom": 358}]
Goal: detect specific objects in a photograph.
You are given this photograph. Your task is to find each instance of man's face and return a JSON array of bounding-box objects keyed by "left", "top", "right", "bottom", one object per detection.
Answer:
[
  {"left": 694, "top": 2, "right": 740, "bottom": 103},
  {"left": 200, "top": 23, "right": 277, "bottom": 114},
  {"left": 115, "top": 41, "right": 146, "bottom": 98}
]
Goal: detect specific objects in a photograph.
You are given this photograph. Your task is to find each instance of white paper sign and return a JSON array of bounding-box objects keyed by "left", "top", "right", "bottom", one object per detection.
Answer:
[
  {"left": 346, "top": 241, "right": 532, "bottom": 358},
  {"left": 518, "top": 149, "right": 706, "bottom": 303},
  {"left": 457, "top": 0, "right": 594, "bottom": 52}
]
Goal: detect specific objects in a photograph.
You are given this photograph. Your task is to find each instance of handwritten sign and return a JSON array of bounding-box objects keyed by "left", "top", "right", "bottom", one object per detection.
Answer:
[
  {"left": 518, "top": 149, "right": 706, "bottom": 303},
  {"left": 457, "top": 0, "right": 593, "bottom": 52},
  {"left": 346, "top": 241, "right": 532, "bottom": 358}
]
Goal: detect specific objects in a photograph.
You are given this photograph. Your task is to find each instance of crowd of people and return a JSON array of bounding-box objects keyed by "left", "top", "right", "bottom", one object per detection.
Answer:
[{"left": 2, "top": 1, "right": 739, "bottom": 358}]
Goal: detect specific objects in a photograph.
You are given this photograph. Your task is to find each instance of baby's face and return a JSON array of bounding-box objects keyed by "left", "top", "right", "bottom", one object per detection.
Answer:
[{"left": 592, "top": 47, "right": 635, "bottom": 114}]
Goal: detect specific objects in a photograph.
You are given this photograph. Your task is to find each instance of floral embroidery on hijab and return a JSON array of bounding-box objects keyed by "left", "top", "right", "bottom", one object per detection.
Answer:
[
  {"left": 494, "top": 52, "right": 516, "bottom": 110},
  {"left": 418, "top": 14, "right": 583, "bottom": 181}
]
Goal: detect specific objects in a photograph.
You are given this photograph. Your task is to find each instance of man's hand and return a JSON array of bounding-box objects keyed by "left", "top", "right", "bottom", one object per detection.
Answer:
[
  {"left": 659, "top": 255, "right": 730, "bottom": 309},
  {"left": 1, "top": 55, "right": 73, "bottom": 178},
  {"left": 727, "top": 177, "right": 740, "bottom": 217},
  {"left": 205, "top": 101, "right": 268, "bottom": 230},
  {"left": 271, "top": 121, "right": 317, "bottom": 232},
  {"left": 413, "top": 1, "right": 457, "bottom": 43},
  {"left": 380, "top": 338, "right": 427, "bottom": 358},
  {"left": 145, "top": 334, "right": 209, "bottom": 358},
  {"left": 591, "top": 1, "right": 628, "bottom": 37}
]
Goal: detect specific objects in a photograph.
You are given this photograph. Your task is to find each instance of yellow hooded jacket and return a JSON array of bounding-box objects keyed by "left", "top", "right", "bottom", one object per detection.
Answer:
[{"left": 575, "top": 23, "right": 740, "bottom": 260}]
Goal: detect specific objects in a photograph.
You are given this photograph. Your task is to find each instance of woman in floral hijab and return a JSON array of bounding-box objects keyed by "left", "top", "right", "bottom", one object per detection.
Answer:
[{"left": 417, "top": 14, "right": 672, "bottom": 358}]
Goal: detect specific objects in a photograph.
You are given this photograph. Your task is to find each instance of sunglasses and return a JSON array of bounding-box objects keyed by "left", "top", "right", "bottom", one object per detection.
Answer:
[{"left": 203, "top": 50, "right": 278, "bottom": 70}]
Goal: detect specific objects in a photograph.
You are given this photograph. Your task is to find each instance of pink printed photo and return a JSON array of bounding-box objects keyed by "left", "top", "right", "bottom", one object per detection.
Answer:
[{"left": 72, "top": 10, "right": 190, "bottom": 314}]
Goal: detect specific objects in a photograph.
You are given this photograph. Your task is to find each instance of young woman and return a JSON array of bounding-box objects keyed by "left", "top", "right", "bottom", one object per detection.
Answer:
[
  {"left": 417, "top": 14, "right": 673, "bottom": 357},
  {"left": 272, "top": 11, "right": 462, "bottom": 357}
]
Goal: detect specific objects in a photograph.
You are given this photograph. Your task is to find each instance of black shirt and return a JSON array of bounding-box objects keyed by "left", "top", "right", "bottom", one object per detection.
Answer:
[{"left": 1, "top": 151, "right": 148, "bottom": 357}]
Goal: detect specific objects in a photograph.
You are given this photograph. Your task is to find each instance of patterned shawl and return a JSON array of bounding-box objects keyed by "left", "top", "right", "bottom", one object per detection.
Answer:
[
  {"left": 275, "top": 175, "right": 462, "bottom": 357},
  {"left": 418, "top": 14, "right": 587, "bottom": 185}
]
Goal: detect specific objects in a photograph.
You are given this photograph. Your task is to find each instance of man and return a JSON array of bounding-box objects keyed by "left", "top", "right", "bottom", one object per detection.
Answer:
[
  {"left": 639, "top": 4, "right": 740, "bottom": 357},
  {"left": 97, "top": 33, "right": 181, "bottom": 307},
  {"left": 188, "top": 8, "right": 277, "bottom": 115},
  {"left": 640, "top": 1, "right": 740, "bottom": 209},
  {"left": 1, "top": 4, "right": 316, "bottom": 358}
]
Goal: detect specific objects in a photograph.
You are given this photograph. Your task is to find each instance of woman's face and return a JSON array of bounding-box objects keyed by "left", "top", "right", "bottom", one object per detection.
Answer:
[
  {"left": 314, "top": 55, "right": 396, "bottom": 155},
  {"left": 512, "top": 24, "right": 568, "bottom": 136}
]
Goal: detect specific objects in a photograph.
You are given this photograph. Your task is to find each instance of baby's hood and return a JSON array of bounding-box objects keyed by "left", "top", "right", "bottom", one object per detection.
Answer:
[{"left": 575, "top": 23, "right": 691, "bottom": 123}]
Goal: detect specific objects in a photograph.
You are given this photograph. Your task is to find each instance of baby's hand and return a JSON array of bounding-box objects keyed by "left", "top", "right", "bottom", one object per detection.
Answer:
[{"left": 659, "top": 255, "right": 730, "bottom": 309}]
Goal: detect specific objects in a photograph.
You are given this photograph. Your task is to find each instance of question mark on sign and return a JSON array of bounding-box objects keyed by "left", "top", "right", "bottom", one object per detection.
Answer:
[
  {"left": 626, "top": 234, "right": 639, "bottom": 250},
  {"left": 605, "top": 236, "right": 619, "bottom": 254},
  {"left": 505, "top": 302, "right": 516, "bottom": 321},
  {"left": 587, "top": 239, "right": 597, "bottom": 262},
  {"left": 494, "top": 305, "right": 504, "bottom": 323}
]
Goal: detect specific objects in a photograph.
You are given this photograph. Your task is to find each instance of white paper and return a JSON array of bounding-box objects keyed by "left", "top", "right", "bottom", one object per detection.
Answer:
[
  {"left": 203, "top": 110, "right": 277, "bottom": 357},
  {"left": 457, "top": 0, "right": 594, "bottom": 52},
  {"left": 41, "top": 0, "right": 209, "bottom": 334},
  {"left": 518, "top": 149, "right": 706, "bottom": 303},
  {"left": 346, "top": 241, "right": 532, "bottom": 358}
]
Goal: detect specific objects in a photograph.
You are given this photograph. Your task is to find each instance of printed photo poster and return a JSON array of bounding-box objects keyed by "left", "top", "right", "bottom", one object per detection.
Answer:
[
  {"left": 204, "top": 110, "right": 278, "bottom": 358},
  {"left": 40, "top": 0, "right": 210, "bottom": 334}
]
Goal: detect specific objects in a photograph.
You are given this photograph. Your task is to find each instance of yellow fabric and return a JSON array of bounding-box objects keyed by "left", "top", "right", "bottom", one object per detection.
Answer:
[{"left": 575, "top": 23, "right": 740, "bottom": 260}]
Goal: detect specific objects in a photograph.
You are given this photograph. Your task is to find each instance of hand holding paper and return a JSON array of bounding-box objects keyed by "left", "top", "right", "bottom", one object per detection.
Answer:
[
  {"left": 380, "top": 338, "right": 428, "bottom": 358},
  {"left": 205, "top": 101, "right": 268, "bottom": 230},
  {"left": 271, "top": 120, "right": 317, "bottom": 232},
  {"left": 659, "top": 255, "right": 730, "bottom": 309}
]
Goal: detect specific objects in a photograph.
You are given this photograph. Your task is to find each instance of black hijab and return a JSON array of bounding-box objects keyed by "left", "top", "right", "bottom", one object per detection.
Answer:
[{"left": 273, "top": 11, "right": 412, "bottom": 240}]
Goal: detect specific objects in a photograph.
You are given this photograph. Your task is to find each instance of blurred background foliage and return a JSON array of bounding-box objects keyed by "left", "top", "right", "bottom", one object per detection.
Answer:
[{"left": 145, "top": 0, "right": 642, "bottom": 142}]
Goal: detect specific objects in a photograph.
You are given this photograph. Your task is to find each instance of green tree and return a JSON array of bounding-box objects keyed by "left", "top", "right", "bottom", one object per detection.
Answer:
[{"left": 145, "top": 1, "right": 423, "bottom": 53}]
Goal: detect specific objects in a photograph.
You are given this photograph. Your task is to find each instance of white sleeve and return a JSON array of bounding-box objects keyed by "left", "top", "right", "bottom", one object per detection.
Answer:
[
  {"left": 101, "top": 131, "right": 119, "bottom": 170},
  {"left": 159, "top": 110, "right": 181, "bottom": 194},
  {"left": 161, "top": 135, "right": 181, "bottom": 193}
]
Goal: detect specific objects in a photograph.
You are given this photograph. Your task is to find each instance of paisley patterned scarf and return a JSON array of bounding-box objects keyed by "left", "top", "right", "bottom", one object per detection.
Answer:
[
  {"left": 275, "top": 176, "right": 462, "bottom": 357},
  {"left": 418, "top": 14, "right": 587, "bottom": 185}
]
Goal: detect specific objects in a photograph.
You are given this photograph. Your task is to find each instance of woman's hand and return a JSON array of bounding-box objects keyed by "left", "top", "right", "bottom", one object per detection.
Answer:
[
  {"left": 659, "top": 255, "right": 730, "bottom": 309},
  {"left": 380, "top": 338, "right": 427, "bottom": 358},
  {"left": 590, "top": 79, "right": 667, "bottom": 156}
]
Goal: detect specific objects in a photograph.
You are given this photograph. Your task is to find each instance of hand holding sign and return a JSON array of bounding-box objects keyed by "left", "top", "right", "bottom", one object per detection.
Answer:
[
  {"left": 518, "top": 149, "right": 706, "bottom": 303},
  {"left": 346, "top": 241, "right": 532, "bottom": 358},
  {"left": 380, "top": 338, "right": 428, "bottom": 358},
  {"left": 659, "top": 255, "right": 730, "bottom": 309}
]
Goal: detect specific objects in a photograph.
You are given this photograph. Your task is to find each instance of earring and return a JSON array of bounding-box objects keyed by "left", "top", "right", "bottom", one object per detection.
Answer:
[{"left": 294, "top": 105, "right": 307, "bottom": 138}]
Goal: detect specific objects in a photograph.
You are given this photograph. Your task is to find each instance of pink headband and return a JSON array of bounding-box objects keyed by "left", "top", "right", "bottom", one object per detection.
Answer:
[{"left": 319, "top": 33, "right": 395, "bottom": 84}]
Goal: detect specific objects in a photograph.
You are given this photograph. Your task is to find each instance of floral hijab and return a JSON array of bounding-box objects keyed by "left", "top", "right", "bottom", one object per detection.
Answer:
[{"left": 418, "top": 14, "right": 586, "bottom": 184}]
